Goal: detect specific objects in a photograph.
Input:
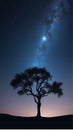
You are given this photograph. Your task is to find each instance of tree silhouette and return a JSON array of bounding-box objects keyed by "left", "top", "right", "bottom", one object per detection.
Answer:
[{"left": 10, "top": 67, "right": 63, "bottom": 117}]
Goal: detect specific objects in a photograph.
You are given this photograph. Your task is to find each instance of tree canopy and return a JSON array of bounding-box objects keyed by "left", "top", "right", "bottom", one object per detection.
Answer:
[
  {"left": 11, "top": 67, "right": 63, "bottom": 98},
  {"left": 11, "top": 67, "right": 63, "bottom": 117}
]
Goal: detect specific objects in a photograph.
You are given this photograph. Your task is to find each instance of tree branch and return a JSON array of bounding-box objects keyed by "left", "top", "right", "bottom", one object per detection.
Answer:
[
  {"left": 41, "top": 90, "right": 51, "bottom": 97},
  {"left": 38, "top": 79, "right": 47, "bottom": 91},
  {"left": 29, "top": 88, "right": 38, "bottom": 98},
  {"left": 34, "top": 97, "right": 38, "bottom": 104}
]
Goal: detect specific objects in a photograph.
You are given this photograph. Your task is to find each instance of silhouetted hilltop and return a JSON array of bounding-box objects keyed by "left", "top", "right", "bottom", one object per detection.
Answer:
[{"left": 0, "top": 114, "right": 73, "bottom": 128}]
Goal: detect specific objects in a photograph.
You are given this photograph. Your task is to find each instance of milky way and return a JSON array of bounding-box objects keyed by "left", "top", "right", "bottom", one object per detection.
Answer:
[{"left": 33, "top": 0, "right": 70, "bottom": 67}]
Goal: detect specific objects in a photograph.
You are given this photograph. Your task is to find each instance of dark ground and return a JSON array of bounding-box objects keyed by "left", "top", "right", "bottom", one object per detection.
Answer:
[{"left": 0, "top": 114, "right": 73, "bottom": 129}]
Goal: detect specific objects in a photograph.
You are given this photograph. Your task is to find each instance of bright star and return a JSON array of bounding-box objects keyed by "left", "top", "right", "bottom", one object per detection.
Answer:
[{"left": 42, "top": 36, "right": 47, "bottom": 41}]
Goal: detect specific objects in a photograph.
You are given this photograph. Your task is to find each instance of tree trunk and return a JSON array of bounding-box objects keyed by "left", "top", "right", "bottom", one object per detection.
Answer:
[{"left": 37, "top": 97, "right": 41, "bottom": 117}]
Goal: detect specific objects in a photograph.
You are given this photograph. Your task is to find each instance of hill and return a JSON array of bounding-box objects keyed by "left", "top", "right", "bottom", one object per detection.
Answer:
[{"left": 0, "top": 114, "right": 73, "bottom": 128}]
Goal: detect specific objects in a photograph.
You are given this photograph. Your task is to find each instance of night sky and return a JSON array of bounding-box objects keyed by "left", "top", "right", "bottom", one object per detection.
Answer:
[{"left": 0, "top": 0, "right": 73, "bottom": 117}]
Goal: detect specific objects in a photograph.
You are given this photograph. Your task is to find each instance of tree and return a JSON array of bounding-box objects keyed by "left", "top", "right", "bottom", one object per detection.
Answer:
[{"left": 10, "top": 67, "right": 63, "bottom": 117}]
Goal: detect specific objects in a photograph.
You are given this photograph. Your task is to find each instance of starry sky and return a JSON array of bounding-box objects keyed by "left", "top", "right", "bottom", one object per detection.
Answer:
[{"left": 0, "top": 0, "right": 73, "bottom": 117}]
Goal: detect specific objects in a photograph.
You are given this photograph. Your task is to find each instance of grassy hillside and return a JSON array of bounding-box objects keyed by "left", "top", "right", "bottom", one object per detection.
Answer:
[{"left": 0, "top": 114, "right": 73, "bottom": 128}]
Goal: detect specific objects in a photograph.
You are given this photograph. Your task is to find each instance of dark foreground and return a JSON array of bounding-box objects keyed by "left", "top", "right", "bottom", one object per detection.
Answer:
[{"left": 0, "top": 114, "right": 73, "bottom": 128}]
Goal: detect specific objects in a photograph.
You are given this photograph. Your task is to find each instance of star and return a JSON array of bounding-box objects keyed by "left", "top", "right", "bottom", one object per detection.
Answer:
[{"left": 42, "top": 36, "right": 47, "bottom": 42}]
